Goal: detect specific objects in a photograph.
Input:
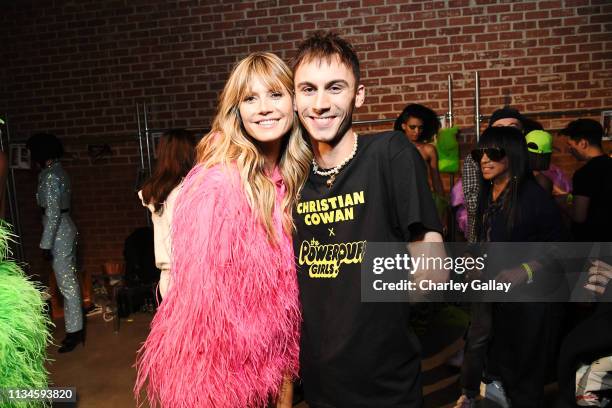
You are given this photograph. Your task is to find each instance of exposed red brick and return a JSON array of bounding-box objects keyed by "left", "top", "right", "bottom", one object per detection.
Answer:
[{"left": 1, "top": 0, "right": 609, "bottom": 277}]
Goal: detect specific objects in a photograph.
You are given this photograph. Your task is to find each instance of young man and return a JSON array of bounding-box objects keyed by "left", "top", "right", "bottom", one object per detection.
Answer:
[
  {"left": 462, "top": 107, "right": 525, "bottom": 242},
  {"left": 562, "top": 118, "right": 612, "bottom": 241},
  {"left": 292, "top": 32, "right": 444, "bottom": 407}
]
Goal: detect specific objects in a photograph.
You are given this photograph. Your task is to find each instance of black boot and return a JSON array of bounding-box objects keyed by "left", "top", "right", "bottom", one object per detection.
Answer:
[{"left": 58, "top": 330, "right": 85, "bottom": 353}]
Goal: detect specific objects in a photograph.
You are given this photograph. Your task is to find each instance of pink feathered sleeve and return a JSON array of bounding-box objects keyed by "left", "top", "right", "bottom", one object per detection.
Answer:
[{"left": 135, "top": 164, "right": 300, "bottom": 408}]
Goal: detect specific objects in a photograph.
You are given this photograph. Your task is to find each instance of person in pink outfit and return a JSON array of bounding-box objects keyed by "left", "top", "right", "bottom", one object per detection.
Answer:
[{"left": 135, "top": 52, "right": 311, "bottom": 408}]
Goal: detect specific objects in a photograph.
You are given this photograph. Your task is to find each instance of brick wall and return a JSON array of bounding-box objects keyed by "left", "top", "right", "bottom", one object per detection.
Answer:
[{"left": 1, "top": 0, "right": 611, "bottom": 280}]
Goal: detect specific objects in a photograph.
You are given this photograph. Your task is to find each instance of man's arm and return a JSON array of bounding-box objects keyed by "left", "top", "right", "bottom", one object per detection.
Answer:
[
  {"left": 408, "top": 230, "right": 449, "bottom": 285},
  {"left": 565, "top": 167, "right": 591, "bottom": 224},
  {"left": 571, "top": 195, "right": 590, "bottom": 224},
  {"left": 411, "top": 230, "right": 443, "bottom": 243},
  {"left": 461, "top": 154, "right": 480, "bottom": 214},
  {"left": 388, "top": 135, "right": 449, "bottom": 286},
  {"left": 462, "top": 154, "right": 480, "bottom": 242},
  {"left": 39, "top": 174, "right": 62, "bottom": 250},
  {"left": 557, "top": 192, "right": 590, "bottom": 224}
]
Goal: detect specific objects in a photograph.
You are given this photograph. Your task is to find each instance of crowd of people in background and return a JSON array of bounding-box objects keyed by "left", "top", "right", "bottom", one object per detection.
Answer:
[
  {"left": 396, "top": 104, "right": 612, "bottom": 407},
  {"left": 23, "top": 31, "right": 612, "bottom": 407}
]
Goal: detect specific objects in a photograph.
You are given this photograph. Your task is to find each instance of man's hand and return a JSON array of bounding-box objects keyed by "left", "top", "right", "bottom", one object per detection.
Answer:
[
  {"left": 42, "top": 249, "right": 53, "bottom": 261},
  {"left": 408, "top": 231, "right": 448, "bottom": 284},
  {"left": 584, "top": 259, "right": 612, "bottom": 296}
]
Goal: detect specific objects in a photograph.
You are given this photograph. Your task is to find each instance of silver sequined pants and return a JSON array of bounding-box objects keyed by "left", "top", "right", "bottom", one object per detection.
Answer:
[{"left": 49, "top": 216, "right": 83, "bottom": 333}]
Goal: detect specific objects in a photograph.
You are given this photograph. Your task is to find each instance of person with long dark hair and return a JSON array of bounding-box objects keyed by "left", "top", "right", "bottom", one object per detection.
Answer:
[
  {"left": 138, "top": 128, "right": 196, "bottom": 298},
  {"left": 26, "top": 133, "right": 83, "bottom": 353},
  {"left": 456, "top": 126, "right": 566, "bottom": 407},
  {"left": 462, "top": 107, "right": 525, "bottom": 243}
]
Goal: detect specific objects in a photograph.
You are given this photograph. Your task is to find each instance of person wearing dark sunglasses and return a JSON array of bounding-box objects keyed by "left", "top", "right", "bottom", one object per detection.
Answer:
[
  {"left": 456, "top": 126, "right": 567, "bottom": 408},
  {"left": 461, "top": 107, "right": 526, "bottom": 243}
]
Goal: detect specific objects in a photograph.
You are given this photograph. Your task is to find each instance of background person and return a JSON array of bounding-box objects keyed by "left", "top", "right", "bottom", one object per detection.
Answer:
[
  {"left": 462, "top": 107, "right": 525, "bottom": 243},
  {"left": 394, "top": 103, "right": 444, "bottom": 196},
  {"left": 457, "top": 126, "right": 566, "bottom": 408},
  {"left": 138, "top": 128, "right": 196, "bottom": 299},
  {"left": 26, "top": 133, "right": 83, "bottom": 353},
  {"left": 560, "top": 118, "right": 612, "bottom": 242},
  {"left": 526, "top": 129, "right": 555, "bottom": 194}
]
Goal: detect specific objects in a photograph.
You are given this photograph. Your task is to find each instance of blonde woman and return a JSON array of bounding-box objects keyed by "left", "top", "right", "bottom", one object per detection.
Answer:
[{"left": 135, "top": 53, "right": 311, "bottom": 407}]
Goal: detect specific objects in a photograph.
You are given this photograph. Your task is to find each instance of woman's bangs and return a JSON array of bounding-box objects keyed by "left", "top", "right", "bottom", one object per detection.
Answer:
[{"left": 478, "top": 134, "right": 501, "bottom": 150}]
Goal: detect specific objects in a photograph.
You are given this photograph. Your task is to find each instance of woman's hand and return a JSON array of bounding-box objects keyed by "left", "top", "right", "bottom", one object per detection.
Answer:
[
  {"left": 584, "top": 259, "right": 612, "bottom": 296},
  {"left": 276, "top": 376, "right": 293, "bottom": 408},
  {"left": 453, "top": 394, "right": 475, "bottom": 408}
]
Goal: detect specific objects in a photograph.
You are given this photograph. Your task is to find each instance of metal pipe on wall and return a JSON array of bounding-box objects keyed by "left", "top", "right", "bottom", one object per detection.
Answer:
[
  {"left": 446, "top": 75, "right": 456, "bottom": 240},
  {"left": 135, "top": 104, "right": 152, "bottom": 227},
  {"left": 353, "top": 108, "right": 609, "bottom": 129},
  {"left": 136, "top": 104, "right": 145, "bottom": 170},
  {"left": 353, "top": 118, "right": 395, "bottom": 126},
  {"left": 447, "top": 74, "right": 453, "bottom": 128},
  {"left": 1, "top": 117, "right": 25, "bottom": 262},
  {"left": 143, "top": 103, "right": 153, "bottom": 176},
  {"left": 475, "top": 71, "right": 481, "bottom": 143}
]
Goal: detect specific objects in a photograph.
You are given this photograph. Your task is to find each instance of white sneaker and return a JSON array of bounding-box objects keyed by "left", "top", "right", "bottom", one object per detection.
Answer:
[
  {"left": 85, "top": 305, "right": 103, "bottom": 317},
  {"left": 484, "top": 381, "right": 510, "bottom": 408}
]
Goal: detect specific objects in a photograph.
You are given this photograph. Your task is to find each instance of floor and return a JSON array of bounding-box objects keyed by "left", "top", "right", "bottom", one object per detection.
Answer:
[
  {"left": 46, "top": 310, "right": 463, "bottom": 408},
  {"left": 48, "top": 313, "right": 151, "bottom": 408},
  {"left": 46, "top": 309, "right": 559, "bottom": 408},
  {"left": 47, "top": 312, "right": 307, "bottom": 408}
]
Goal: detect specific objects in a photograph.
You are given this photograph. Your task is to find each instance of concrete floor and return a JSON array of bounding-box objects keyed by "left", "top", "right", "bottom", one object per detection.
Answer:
[
  {"left": 47, "top": 309, "right": 557, "bottom": 407},
  {"left": 48, "top": 313, "right": 151, "bottom": 408},
  {"left": 46, "top": 311, "right": 460, "bottom": 407},
  {"left": 47, "top": 313, "right": 309, "bottom": 408}
]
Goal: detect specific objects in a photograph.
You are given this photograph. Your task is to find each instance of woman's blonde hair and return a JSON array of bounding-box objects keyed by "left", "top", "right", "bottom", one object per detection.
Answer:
[{"left": 197, "top": 52, "right": 311, "bottom": 242}]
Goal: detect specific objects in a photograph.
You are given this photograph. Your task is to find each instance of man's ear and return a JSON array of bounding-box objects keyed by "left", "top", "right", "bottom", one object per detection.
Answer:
[
  {"left": 578, "top": 138, "right": 589, "bottom": 150},
  {"left": 354, "top": 84, "right": 365, "bottom": 108},
  {"left": 293, "top": 97, "right": 297, "bottom": 112}
]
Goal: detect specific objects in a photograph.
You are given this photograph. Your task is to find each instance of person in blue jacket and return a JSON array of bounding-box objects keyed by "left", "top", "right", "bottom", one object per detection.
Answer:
[{"left": 27, "top": 133, "right": 83, "bottom": 353}]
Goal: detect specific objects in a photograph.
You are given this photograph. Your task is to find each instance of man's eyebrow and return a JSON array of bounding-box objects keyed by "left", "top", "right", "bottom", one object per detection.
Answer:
[
  {"left": 326, "top": 79, "right": 349, "bottom": 88},
  {"left": 296, "top": 79, "right": 350, "bottom": 88},
  {"left": 295, "top": 80, "right": 316, "bottom": 88}
]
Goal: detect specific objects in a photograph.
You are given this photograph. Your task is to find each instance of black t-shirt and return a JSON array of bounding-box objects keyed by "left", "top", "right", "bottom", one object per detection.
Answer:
[
  {"left": 294, "top": 131, "right": 442, "bottom": 408},
  {"left": 572, "top": 155, "right": 612, "bottom": 241}
]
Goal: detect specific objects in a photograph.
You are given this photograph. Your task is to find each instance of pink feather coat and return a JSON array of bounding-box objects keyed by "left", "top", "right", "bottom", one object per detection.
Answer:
[{"left": 135, "top": 163, "right": 300, "bottom": 408}]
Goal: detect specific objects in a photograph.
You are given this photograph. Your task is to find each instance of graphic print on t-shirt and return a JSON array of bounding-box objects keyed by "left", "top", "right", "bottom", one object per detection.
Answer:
[
  {"left": 296, "top": 190, "right": 367, "bottom": 278},
  {"left": 298, "top": 238, "right": 366, "bottom": 278},
  {"left": 297, "top": 190, "right": 365, "bottom": 225}
]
